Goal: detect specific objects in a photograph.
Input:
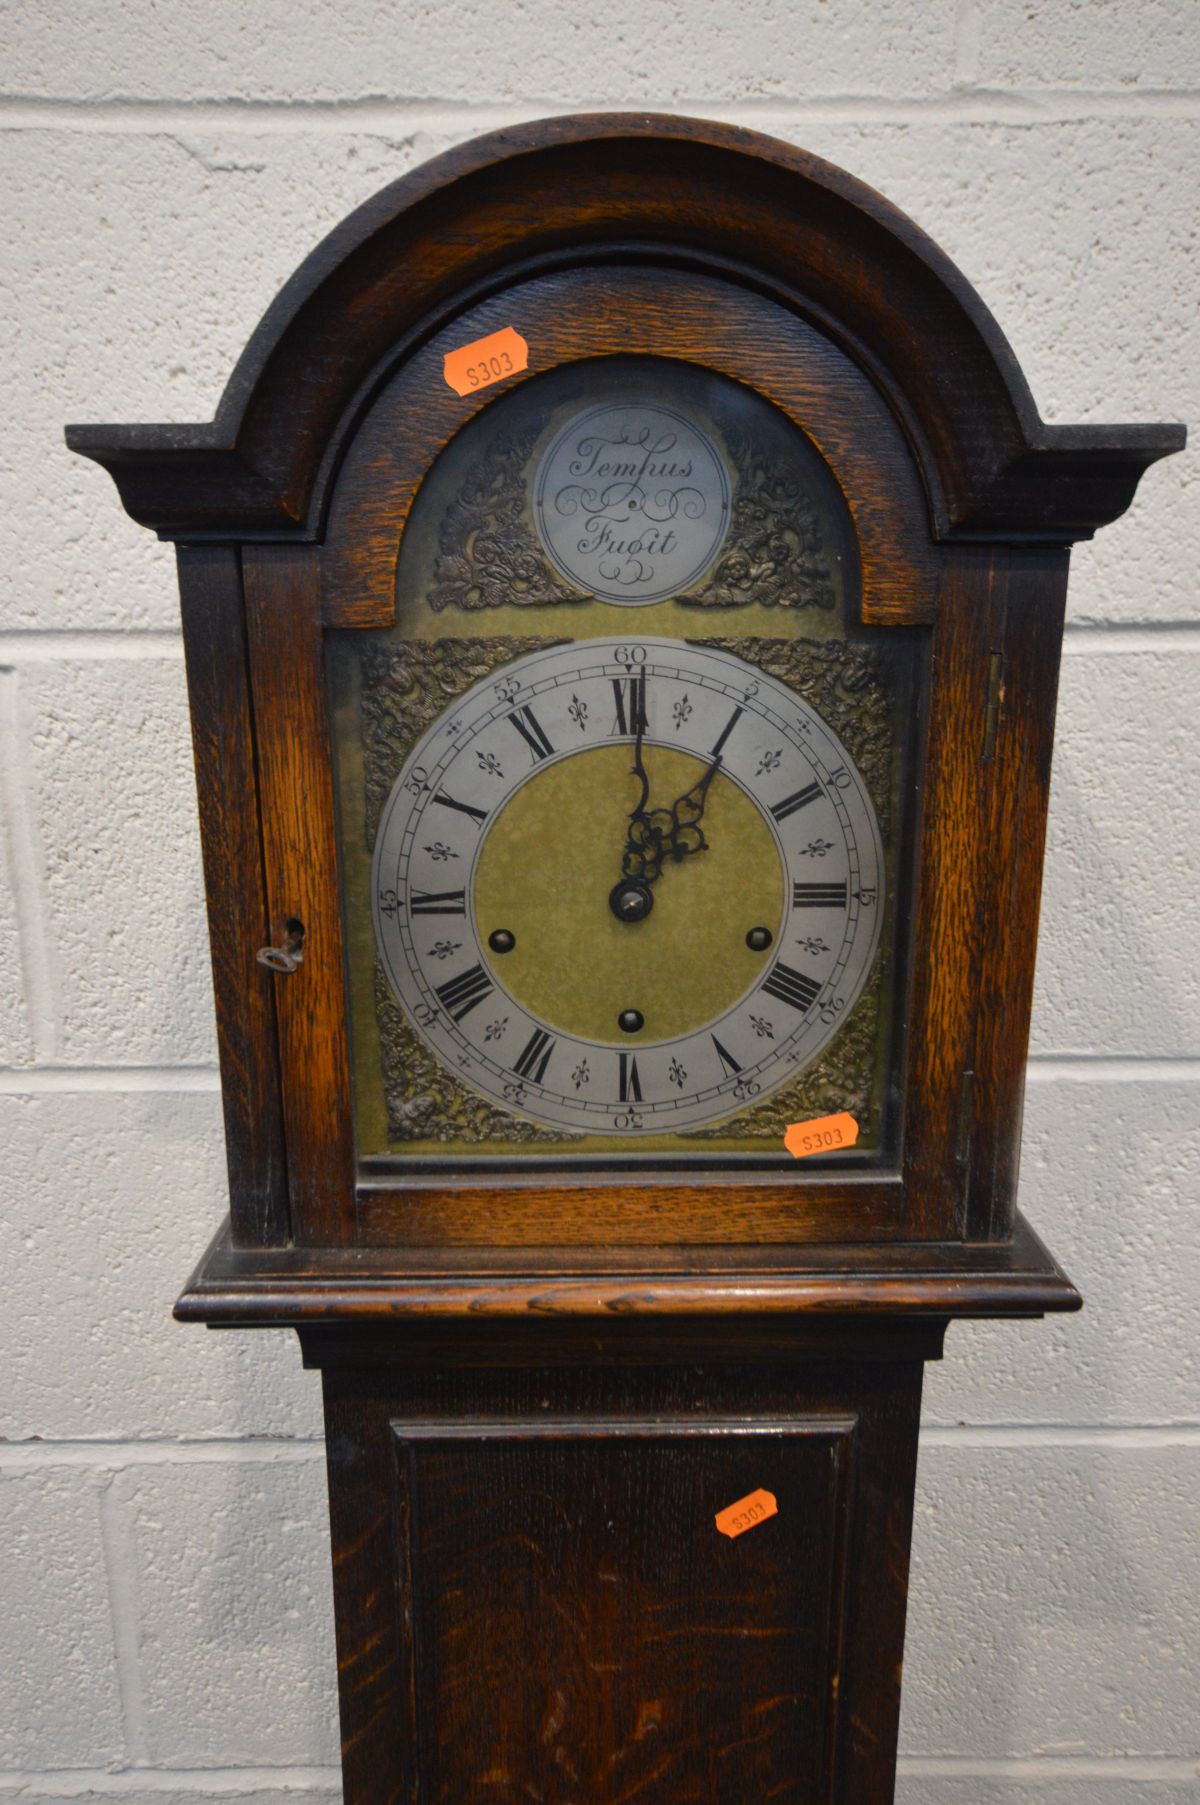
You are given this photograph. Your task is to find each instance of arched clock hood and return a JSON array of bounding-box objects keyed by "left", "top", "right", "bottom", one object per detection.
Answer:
[{"left": 67, "top": 112, "right": 1182, "bottom": 544}]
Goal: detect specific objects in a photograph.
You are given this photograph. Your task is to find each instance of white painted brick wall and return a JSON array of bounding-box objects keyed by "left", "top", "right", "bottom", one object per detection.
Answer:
[
  {"left": 1, "top": 2, "right": 1195, "bottom": 1800},
  {"left": 0, "top": 1467, "right": 126, "bottom": 1769},
  {"left": 903, "top": 1442, "right": 1200, "bottom": 1756},
  {"left": 111, "top": 1458, "right": 338, "bottom": 1767},
  {"left": 0, "top": 1092, "right": 320, "bottom": 1441}
]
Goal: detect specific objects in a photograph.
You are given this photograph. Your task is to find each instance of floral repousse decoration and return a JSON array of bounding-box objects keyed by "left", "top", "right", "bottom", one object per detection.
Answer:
[
  {"left": 675, "top": 410, "right": 836, "bottom": 610},
  {"left": 419, "top": 399, "right": 837, "bottom": 612},
  {"left": 358, "top": 637, "right": 576, "bottom": 1145},
  {"left": 425, "top": 418, "right": 583, "bottom": 612},
  {"left": 357, "top": 635, "right": 894, "bottom": 1149}
]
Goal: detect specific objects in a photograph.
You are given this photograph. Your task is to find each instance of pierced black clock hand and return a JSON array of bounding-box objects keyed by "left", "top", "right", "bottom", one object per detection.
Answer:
[
  {"left": 611, "top": 735, "right": 722, "bottom": 921},
  {"left": 628, "top": 679, "right": 651, "bottom": 827},
  {"left": 663, "top": 753, "right": 721, "bottom": 860},
  {"left": 612, "top": 685, "right": 667, "bottom": 919},
  {"left": 612, "top": 797, "right": 674, "bottom": 919}
]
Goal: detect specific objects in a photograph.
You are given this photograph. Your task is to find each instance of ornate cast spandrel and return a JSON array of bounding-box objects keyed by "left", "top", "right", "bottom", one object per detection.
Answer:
[
  {"left": 426, "top": 416, "right": 582, "bottom": 613},
  {"left": 419, "top": 390, "right": 838, "bottom": 614},
  {"left": 677, "top": 408, "right": 836, "bottom": 611},
  {"left": 356, "top": 636, "right": 580, "bottom": 1144}
]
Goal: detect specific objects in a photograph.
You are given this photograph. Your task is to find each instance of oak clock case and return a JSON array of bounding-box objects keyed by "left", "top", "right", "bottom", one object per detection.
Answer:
[
  {"left": 329, "top": 358, "right": 915, "bottom": 1176},
  {"left": 67, "top": 114, "right": 1182, "bottom": 1805}
]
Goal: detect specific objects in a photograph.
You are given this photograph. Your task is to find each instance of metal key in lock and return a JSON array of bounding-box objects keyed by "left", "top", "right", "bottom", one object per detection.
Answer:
[{"left": 256, "top": 919, "right": 305, "bottom": 974}]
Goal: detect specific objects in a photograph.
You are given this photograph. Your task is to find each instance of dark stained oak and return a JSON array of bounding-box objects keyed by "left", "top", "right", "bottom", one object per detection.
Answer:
[
  {"left": 902, "top": 545, "right": 1018, "bottom": 1237},
  {"left": 356, "top": 1174, "right": 908, "bottom": 1249},
  {"left": 242, "top": 544, "right": 355, "bottom": 1245},
  {"left": 67, "top": 116, "right": 1184, "bottom": 1258},
  {"left": 67, "top": 113, "right": 1181, "bottom": 1805},
  {"left": 176, "top": 545, "right": 289, "bottom": 1247},
  {"left": 967, "top": 548, "right": 1070, "bottom": 1239},
  {"left": 395, "top": 1419, "right": 854, "bottom": 1800},
  {"left": 320, "top": 267, "right": 939, "bottom": 632},
  {"left": 315, "top": 1335, "right": 927, "bottom": 1805},
  {"left": 901, "top": 545, "right": 1071, "bottom": 1241},
  {"left": 65, "top": 115, "right": 1183, "bottom": 544},
  {"left": 235, "top": 260, "right": 1076, "bottom": 1252},
  {"left": 177, "top": 1209, "right": 1081, "bottom": 1329}
]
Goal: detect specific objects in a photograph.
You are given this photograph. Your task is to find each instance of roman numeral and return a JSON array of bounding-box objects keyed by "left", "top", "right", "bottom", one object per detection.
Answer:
[
  {"left": 434, "top": 962, "right": 493, "bottom": 1023},
  {"left": 711, "top": 1034, "right": 742, "bottom": 1077},
  {"left": 512, "top": 1027, "right": 555, "bottom": 1084},
  {"left": 507, "top": 704, "right": 555, "bottom": 761},
  {"left": 792, "top": 881, "right": 848, "bottom": 909},
  {"left": 761, "top": 961, "right": 821, "bottom": 1014},
  {"left": 410, "top": 888, "right": 466, "bottom": 916},
  {"left": 611, "top": 675, "right": 648, "bottom": 737},
  {"left": 618, "top": 1052, "right": 643, "bottom": 1103},
  {"left": 710, "top": 705, "right": 743, "bottom": 759},
  {"left": 433, "top": 791, "right": 488, "bottom": 826},
  {"left": 771, "top": 782, "right": 822, "bottom": 822}
]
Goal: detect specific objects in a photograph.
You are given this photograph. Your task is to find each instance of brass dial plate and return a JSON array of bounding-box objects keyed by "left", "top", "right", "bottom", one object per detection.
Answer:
[
  {"left": 371, "top": 638, "right": 883, "bottom": 1136},
  {"left": 472, "top": 743, "right": 784, "bottom": 1044}
]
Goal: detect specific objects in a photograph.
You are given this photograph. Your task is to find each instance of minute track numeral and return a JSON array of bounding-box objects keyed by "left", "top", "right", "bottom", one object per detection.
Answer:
[
  {"left": 761, "top": 961, "right": 822, "bottom": 1014},
  {"left": 433, "top": 790, "right": 488, "bottom": 826},
  {"left": 434, "top": 962, "right": 493, "bottom": 1023},
  {"left": 512, "top": 1026, "right": 555, "bottom": 1084},
  {"left": 792, "top": 880, "right": 848, "bottom": 909},
  {"left": 771, "top": 782, "right": 822, "bottom": 822},
  {"left": 618, "top": 1052, "right": 643, "bottom": 1103},
  {"left": 409, "top": 888, "right": 467, "bottom": 916},
  {"left": 507, "top": 703, "right": 555, "bottom": 762},
  {"left": 611, "top": 674, "right": 648, "bottom": 737}
]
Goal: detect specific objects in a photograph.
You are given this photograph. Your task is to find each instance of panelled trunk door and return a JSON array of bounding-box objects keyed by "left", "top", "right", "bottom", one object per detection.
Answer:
[
  {"left": 321, "top": 1352, "right": 924, "bottom": 1805},
  {"left": 395, "top": 1421, "right": 851, "bottom": 1801}
]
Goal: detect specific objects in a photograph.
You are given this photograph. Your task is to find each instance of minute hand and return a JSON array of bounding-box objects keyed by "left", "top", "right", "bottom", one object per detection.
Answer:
[
  {"left": 619, "top": 675, "right": 667, "bottom": 883},
  {"left": 665, "top": 754, "right": 721, "bottom": 860}
]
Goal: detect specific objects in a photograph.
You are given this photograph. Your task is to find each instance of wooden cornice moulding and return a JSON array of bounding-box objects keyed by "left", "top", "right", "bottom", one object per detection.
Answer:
[
  {"left": 65, "top": 114, "right": 1183, "bottom": 546},
  {"left": 176, "top": 1211, "right": 1081, "bottom": 1328}
]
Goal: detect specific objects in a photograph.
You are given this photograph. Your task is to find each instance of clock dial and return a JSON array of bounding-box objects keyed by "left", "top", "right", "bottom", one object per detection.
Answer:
[{"left": 371, "top": 638, "right": 883, "bottom": 1135}]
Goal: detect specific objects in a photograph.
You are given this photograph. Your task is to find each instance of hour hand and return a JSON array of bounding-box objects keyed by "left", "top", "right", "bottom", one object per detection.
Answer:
[
  {"left": 611, "top": 804, "right": 671, "bottom": 921},
  {"left": 620, "top": 806, "right": 675, "bottom": 884},
  {"left": 665, "top": 755, "right": 721, "bottom": 859},
  {"left": 610, "top": 759, "right": 718, "bottom": 921}
]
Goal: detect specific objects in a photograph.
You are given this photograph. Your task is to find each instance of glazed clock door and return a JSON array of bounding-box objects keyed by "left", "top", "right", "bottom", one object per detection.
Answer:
[{"left": 249, "top": 266, "right": 944, "bottom": 1246}]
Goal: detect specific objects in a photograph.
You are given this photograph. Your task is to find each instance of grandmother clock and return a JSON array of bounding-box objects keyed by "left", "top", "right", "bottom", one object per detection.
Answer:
[{"left": 70, "top": 117, "right": 1183, "bottom": 1802}]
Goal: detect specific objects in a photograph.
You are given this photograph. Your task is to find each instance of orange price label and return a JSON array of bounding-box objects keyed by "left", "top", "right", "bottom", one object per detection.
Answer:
[
  {"left": 715, "top": 1488, "right": 778, "bottom": 1540},
  {"left": 443, "top": 326, "right": 528, "bottom": 397},
  {"left": 784, "top": 1110, "right": 859, "bottom": 1159}
]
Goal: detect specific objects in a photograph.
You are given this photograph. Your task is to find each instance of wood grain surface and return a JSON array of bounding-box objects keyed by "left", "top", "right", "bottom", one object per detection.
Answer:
[
  {"left": 242, "top": 544, "right": 355, "bottom": 1244},
  {"left": 66, "top": 111, "right": 1183, "bottom": 1805},
  {"left": 320, "top": 266, "right": 938, "bottom": 631},
  {"left": 177, "top": 1210, "right": 1081, "bottom": 1328},
  {"left": 68, "top": 118, "right": 1181, "bottom": 1260},
  {"left": 176, "top": 545, "right": 289, "bottom": 1246},
  {"left": 317, "top": 1339, "right": 925, "bottom": 1804},
  {"left": 66, "top": 115, "right": 1183, "bottom": 543}
]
